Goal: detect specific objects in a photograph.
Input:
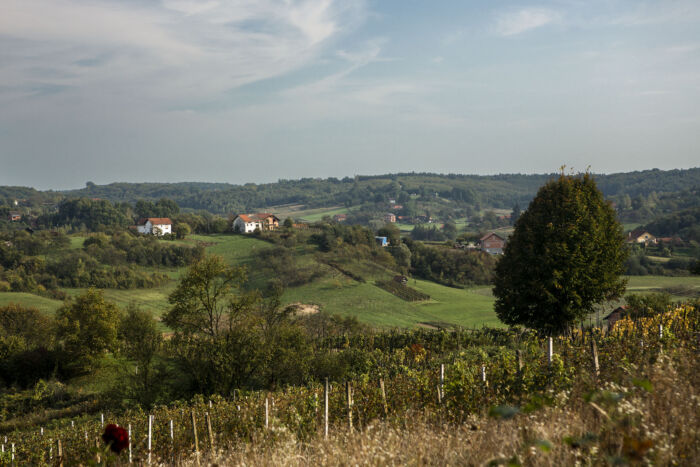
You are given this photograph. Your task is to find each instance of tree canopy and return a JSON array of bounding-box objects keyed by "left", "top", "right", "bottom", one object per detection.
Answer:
[{"left": 493, "top": 173, "right": 628, "bottom": 334}]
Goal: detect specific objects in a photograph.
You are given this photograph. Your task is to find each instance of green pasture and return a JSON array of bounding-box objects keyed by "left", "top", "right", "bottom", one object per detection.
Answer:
[
  {"left": 294, "top": 206, "right": 349, "bottom": 222},
  {"left": 0, "top": 292, "right": 64, "bottom": 314},
  {"left": 281, "top": 275, "right": 500, "bottom": 329}
]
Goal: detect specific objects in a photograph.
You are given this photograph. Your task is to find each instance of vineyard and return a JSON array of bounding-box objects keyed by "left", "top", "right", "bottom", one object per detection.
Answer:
[
  {"left": 1, "top": 304, "right": 699, "bottom": 465},
  {"left": 375, "top": 280, "right": 430, "bottom": 301}
]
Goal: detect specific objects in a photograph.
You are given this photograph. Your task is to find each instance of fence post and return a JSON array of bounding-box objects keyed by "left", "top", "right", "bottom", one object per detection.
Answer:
[
  {"left": 265, "top": 398, "right": 269, "bottom": 430},
  {"left": 440, "top": 364, "right": 445, "bottom": 402},
  {"left": 516, "top": 349, "right": 523, "bottom": 378},
  {"left": 205, "top": 412, "right": 214, "bottom": 449},
  {"left": 481, "top": 365, "right": 487, "bottom": 385},
  {"left": 56, "top": 439, "right": 63, "bottom": 467},
  {"left": 591, "top": 335, "right": 600, "bottom": 378},
  {"left": 191, "top": 410, "right": 200, "bottom": 466},
  {"left": 101, "top": 413, "right": 104, "bottom": 428},
  {"left": 128, "top": 424, "right": 132, "bottom": 464},
  {"left": 659, "top": 323, "right": 663, "bottom": 339},
  {"left": 324, "top": 378, "right": 329, "bottom": 439},
  {"left": 147, "top": 414, "right": 153, "bottom": 465},
  {"left": 379, "top": 378, "right": 388, "bottom": 416},
  {"left": 346, "top": 381, "right": 353, "bottom": 431},
  {"left": 547, "top": 336, "right": 553, "bottom": 365}
]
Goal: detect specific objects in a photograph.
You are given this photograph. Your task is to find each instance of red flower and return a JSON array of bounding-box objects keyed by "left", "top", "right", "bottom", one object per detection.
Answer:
[{"left": 102, "top": 424, "right": 129, "bottom": 454}]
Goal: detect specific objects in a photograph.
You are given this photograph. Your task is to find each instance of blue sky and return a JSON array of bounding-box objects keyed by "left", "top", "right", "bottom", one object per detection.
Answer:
[{"left": 1, "top": 0, "right": 699, "bottom": 189}]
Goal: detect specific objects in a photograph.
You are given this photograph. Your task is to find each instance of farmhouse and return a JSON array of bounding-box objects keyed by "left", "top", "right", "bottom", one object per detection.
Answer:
[
  {"left": 384, "top": 213, "right": 397, "bottom": 223},
  {"left": 136, "top": 218, "right": 172, "bottom": 235},
  {"left": 233, "top": 213, "right": 280, "bottom": 233},
  {"left": 8, "top": 212, "right": 21, "bottom": 222},
  {"left": 626, "top": 228, "right": 656, "bottom": 244},
  {"left": 333, "top": 214, "right": 347, "bottom": 222},
  {"left": 479, "top": 232, "right": 507, "bottom": 255}
]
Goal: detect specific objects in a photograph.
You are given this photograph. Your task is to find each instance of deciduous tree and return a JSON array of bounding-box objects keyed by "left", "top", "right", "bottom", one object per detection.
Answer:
[{"left": 493, "top": 173, "right": 627, "bottom": 334}]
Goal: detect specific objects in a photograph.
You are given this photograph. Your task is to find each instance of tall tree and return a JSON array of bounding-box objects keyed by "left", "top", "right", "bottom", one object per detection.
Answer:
[
  {"left": 163, "top": 255, "right": 252, "bottom": 338},
  {"left": 118, "top": 305, "right": 163, "bottom": 399},
  {"left": 56, "top": 288, "right": 121, "bottom": 371},
  {"left": 493, "top": 173, "right": 628, "bottom": 334}
]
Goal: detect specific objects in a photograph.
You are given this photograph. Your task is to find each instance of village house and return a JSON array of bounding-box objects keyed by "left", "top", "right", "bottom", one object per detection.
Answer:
[
  {"left": 384, "top": 213, "right": 397, "bottom": 223},
  {"left": 333, "top": 214, "right": 347, "bottom": 222},
  {"left": 232, "top": 213, "right": 280, "bottom": 233},
  {"left": 479, "top": 232, "right": 507, "bottom": 255},
  {"left": 375, "top": 236, "right": 388, "bottom": 247},
  {"left": 135, "top": 217, "right": 172, "bottom": 235},
  {"left": 626, "top": 228, "right": 656, "bottom": 245},
  {"left": 604, "top": 306, "right": 628, "bottom": 330},
  {"left": 8, "top": 212, "right": 21, "bottom": 222}
]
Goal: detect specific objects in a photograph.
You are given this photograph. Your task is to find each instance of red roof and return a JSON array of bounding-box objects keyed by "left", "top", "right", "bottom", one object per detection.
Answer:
[
  {"left": 236, "top": 213, "right": 279, "bottom": 222},
  {"left": 137, "top": 217, "right": 172, "bottom": 225}
]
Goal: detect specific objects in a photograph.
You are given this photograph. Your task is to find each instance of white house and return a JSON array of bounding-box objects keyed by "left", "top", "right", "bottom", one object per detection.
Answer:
[
  {"left": 232, "top": 213, "right": 280, "bottom": 233},
  {"left": 136, "top": 217, "right": 172, "bottom": 236}
]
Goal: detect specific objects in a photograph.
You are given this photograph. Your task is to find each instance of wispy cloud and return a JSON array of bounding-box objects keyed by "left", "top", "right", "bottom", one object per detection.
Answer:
[
  {"left": 495, "top": 7, "right": 560, "bottom": 36},
  {"left": 0, "top": 0, "right": 365, "bottom": 106}
]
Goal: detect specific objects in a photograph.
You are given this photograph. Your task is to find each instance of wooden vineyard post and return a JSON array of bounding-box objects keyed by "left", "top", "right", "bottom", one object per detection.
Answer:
[
  {"left": 191, "top": 410, "right": 200, "bottom": 467},
  {"left": 379, "top": 378, "right": 388, "bottom": 417},
  {"left": 101, "top": 413, "right": 104, "bottom": 428},
  {"left": 11, "top": 443, "right": 14, "bottom": 465},
  {"left": 128, "top": 424, "right": 132, "bottom": 464},
  {"left": 659, "top": 323, "right": 663, "bottom": 339},
  {"left": 590, "top": 334, "right": 600, "bottom": 378},
  {"left": 205, "top": 412, "right": 214, "bottom": 449},
  {"left": 94, "top": 438, "right": 101, "bottom": 464},
  {"left": 147, "top": 414, "right": 153, "bottom": 465},
  {"left": 481, "top": 365, "right": 487, "bottom": 386},
  {"left": 547, "top": 337, "right": 553, "bottom": 365},
  {"left": 265, "top": 398, "right": 269, "bottom": 430},
  {"left": 56, "top": 439, "right": 63, "bottom": 467},
  {"left": 516, "top": 349, "right": 523, "bottom": 379},
  {"left": 439, "top": 364, "right": 445, "bottom": 403},
  {"left": 346, "top": 381, "right": 353, "bottom": 431},
  {"left": 324, "top": 378, "right": 330, "bottom": 439}
]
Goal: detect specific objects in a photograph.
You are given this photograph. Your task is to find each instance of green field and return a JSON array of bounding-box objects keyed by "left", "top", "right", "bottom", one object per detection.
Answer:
[
  {"left": 0, "top": 292, "right": 63, "bottom": 314},
  {"left": 267, "top": 205, "right": 350, "bottom": 223}
]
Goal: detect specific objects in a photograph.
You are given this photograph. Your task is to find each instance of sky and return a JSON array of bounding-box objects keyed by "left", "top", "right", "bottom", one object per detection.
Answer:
[{"left": 1, "top": 0, "right": 699, "bottom": 190}]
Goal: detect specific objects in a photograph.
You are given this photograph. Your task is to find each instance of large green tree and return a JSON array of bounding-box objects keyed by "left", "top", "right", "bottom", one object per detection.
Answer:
[
  {"left": 493, "top": 173, "right": 627, "bottom": 334},
  {"left": 56, "top": 288, "right": 121, "bottom": 371}
]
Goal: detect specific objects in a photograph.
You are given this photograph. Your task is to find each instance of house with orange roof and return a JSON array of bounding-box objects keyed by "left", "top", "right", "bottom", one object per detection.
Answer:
[{"left": 233, "top": 213, "right": 280, "bottom": 233}]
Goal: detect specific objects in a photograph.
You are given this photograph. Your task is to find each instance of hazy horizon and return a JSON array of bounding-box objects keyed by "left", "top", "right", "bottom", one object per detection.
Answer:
[{"left": 2, "top": 1, "right": 699, "bottom": 190}]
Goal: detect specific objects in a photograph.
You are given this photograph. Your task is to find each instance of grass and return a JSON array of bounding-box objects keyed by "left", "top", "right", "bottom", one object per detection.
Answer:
[
  {"left": 626, "top": 275, "right": 700, "bottom": 291},
  {"left": 0, "top": 292, "right": 64, "bottom": 314},
  {"left": 62, "top": 286, "right": 177, "bottom": 318},
  {"left": 268, "top": 205, "right": 350, "bottom": 223},
  {"left": 187, "top": 233, "right": 269, "bottom": 267},
  {"left": 281, "top": 271, "right": 500, "bottom": 329}
]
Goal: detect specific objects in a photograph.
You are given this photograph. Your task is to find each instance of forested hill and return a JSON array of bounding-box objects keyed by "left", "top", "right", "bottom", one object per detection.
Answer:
[{"left": 3, "top": 168, "right": 699, "bottom": 214}]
